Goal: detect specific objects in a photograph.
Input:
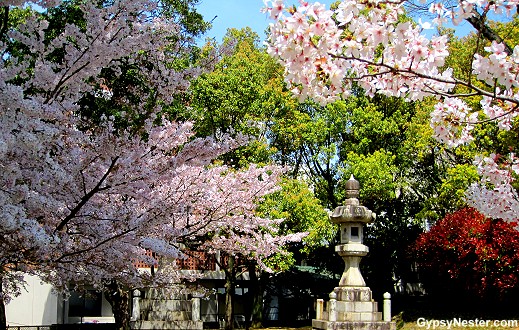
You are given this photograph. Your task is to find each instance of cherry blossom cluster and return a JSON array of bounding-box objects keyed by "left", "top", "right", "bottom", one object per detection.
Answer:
[
  {"left": 473, "top": 42, "right": 519, "bottom": 90},
  {"left": 430, "top": 98, "right": 478, "bottom": 147},
  {"left": 265, "top": 0, "right": 453, "bottom": 105},
  {"left": 428, "top": 0, "right": 519, "bottom": 26},
  {"left": 1, "top": 0, "right": 303, "bottom": 302},
  {"left": 265, "top": 0, "right": 519, "bottom": 222},
  {"left": 2, "top": 0, "right": 199, "bottom": 107},
  {"left": 466, "top": 154, "right": 519, "bottom": 222}
]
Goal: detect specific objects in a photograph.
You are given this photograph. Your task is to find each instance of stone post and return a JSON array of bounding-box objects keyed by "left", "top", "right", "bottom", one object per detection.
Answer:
[
  {"left": 383, "top": 292, "right": 391, "bottom": 322},
  {"left": 131, "top": 289, "right": 141, "bottom": 321},
  {"left": 328, "top": 292, "right": 337, "bottom": 322},
  {"left": 316, "top": 299, "right": 324, "bottom": 320},
  {"left": 192, "top": 296, "right": 201, "bottom": 321}
]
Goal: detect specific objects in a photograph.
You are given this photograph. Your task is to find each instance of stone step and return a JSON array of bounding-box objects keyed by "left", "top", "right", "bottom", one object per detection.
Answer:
[
  {"left": 132, "top": 320, "right": 203, "bottom": 330},
  {"left": 336, "top": 300, "right": 378, "bottom": 313},
  {"left": 140, "top": 299, "right": 192, "bottom": 312},
  {"left": 336, "top": 311, "right": 383, "bottom": 322},
  {"left": 313, "top": 319, "right": 396, "bottom": 330},
  {"left": 145, "top": 310, "right": 191, "bottom": 321}
]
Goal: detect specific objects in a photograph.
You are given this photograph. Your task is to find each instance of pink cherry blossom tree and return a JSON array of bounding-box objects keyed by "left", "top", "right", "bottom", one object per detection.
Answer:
[
  {"left": 264, "top": 0, "right": 519, "bottom": 222},
  {"left": 182, "top": 164, "right": 307, "bottom": 330},
  {"left": 0, "top": 1, "right": 304, "bottom": 328}
]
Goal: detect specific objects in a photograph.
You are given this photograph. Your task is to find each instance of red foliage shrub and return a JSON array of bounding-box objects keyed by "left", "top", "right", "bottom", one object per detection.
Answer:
[{"left": 411, "top": 207, "right": 519, "bottom": 299}]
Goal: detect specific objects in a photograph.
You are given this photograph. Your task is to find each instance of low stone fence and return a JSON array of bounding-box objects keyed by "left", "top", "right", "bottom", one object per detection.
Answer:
[
  {"left": 8, "top": 325, "right": 115, "bottom": 330},
  {"left": 7, "top": 327, "right": 53, "bottom": 330}
]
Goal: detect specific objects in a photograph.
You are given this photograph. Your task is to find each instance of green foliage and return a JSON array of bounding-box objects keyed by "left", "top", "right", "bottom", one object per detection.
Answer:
[
  {"left": 258, "top": 178, "right": 336, "bottom": 271},
  {"left": 189, "top": 28, "right": 286, "bottom": 166},
  {"left": 159, "top": 0, "right": 209, "bottom": 37},
  {"left": 266, "top": 88, "right": 440, "bottom": 288},
  {"left": 439, "top": 165, "right": 479, "bottom": 206},
  {"left": 342, "top": 150, "right": 398, "bottom": 201},
  {"left": 270, "top": 100, "right": 348, "bottom": 207},
  {"left": 262, "top": 251, "right": 296, "bottom": 273},
  {"left": 258, "top": 178, "right": 336, "bottom": 254},
  {"left": 417, "top": 164, "right": 479, "bottom": 223},
  {"left": 192, "top": 31, "right": 264, "bottom": 123}
]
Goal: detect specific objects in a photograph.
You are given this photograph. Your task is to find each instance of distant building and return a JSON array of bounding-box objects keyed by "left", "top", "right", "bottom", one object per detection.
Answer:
[
  {"left": 5, "top": 252, "right": 253, "bottom": 328},
  {"left": 6, "top": 274, "right": 115, "bottom": 326}
]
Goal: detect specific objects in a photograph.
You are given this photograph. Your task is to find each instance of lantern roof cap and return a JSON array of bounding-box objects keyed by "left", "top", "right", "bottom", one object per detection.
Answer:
[{"left": 345, "top": 175, "right": 360, "bottom": 199}]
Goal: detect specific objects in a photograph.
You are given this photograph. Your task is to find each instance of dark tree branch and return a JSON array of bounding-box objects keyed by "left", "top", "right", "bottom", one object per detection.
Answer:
[
  {"left": 466, "top": 8, "right": 513, "bottom": 55},
  {"left": 55, "top": 225, "right": 137, "bottom": 262},
  {"left": 0, "top": 6, "right": 8, "bottom": 41},
  {"left": 55, "top": 156, "right": 119, "bottom": 232}
]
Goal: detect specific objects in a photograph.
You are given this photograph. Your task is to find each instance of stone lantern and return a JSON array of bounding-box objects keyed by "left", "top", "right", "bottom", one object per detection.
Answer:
[
  {"left": 312, "top": 175, "right": 395, "bottom": 330},
  {"left": 330, "top": 175, "right": 373, "bottom": 288}
]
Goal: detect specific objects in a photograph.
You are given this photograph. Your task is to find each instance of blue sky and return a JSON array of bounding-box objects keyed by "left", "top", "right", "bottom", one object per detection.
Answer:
[
  {"left": 196, "top": 0, "right": 336, "bottom": 43},
  {"left": 194, "top": 0, "right": 501, "bottom": 45}
]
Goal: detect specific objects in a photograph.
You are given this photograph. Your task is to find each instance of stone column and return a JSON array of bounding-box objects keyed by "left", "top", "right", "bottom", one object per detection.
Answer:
[
  {"left": 383, "top": 292, "right": 392, "bottom": 322},
  {"left": 192, "top": 296, "right": 201, "bottom": 321},
  {"left": 131, "top": 289, "right": 141, "bottom": 321},
  {"left": 316, "top": 299, "right": 324, "bottom": 320},
  {"left": 328, "top": 292, "right": 337, "bottom": 322}
]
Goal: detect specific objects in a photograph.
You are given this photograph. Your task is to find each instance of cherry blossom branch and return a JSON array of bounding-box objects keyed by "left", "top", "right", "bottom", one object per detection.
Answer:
[
  {"left": 54, "top": 225, "right": 138, "bottom": 263},
  {"left": 55, "top": 156, "right": 119, "bottom": 232},
  {"left": 265, "top": 0, "right": 519, "bottom": 221},
  {"left": 330, "top": 53, "right": 519, "bottom": 107},
  {"left": 452, "top": 104, "right": 519, "bottom": 125}
]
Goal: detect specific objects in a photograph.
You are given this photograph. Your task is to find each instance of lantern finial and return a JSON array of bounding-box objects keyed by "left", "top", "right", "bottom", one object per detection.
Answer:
[{"left": 345, "top": 175, "right": 360, "bottom": 199}]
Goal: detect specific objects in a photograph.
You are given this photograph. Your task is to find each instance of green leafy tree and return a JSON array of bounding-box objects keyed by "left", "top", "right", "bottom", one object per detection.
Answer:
[
  {"left": 189, "top": 28, "right": 284, "bottom": 166},
  {"left": 259, "top": 179, "right": 335, "bottom": 263},
  {"left": 334, "top": 94, "right": 430, "bottom": 296},
  {"left": 188, "top": 28, "right": 337, "bottom": 328},
  {"left": 267, "top": 83, "right": 440, "bottom": 312}
]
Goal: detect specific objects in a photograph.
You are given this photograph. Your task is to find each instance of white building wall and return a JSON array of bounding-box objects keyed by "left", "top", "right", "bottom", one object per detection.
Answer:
[{"left": 6, "top": 275, "right": 60, "bottom": 326}]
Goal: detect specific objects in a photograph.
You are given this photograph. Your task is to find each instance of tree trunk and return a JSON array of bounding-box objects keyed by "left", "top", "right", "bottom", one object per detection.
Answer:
[
  {"left": 248, "top": 264, "right": 264, "bottom": 329},
  {"left": 224, "top": 257, "right": 236, "bottom": 330},
  {"left": 0, "top": 277, "right": 6, "bottom": 330},
  {"left": 104, "top": 280, "right": 131, "bottom": 330}
]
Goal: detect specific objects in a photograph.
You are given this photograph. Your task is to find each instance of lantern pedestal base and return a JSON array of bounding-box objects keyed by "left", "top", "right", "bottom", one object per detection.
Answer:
[{"left": 313, "top": 287, "right": 395, "bottom": 330}]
